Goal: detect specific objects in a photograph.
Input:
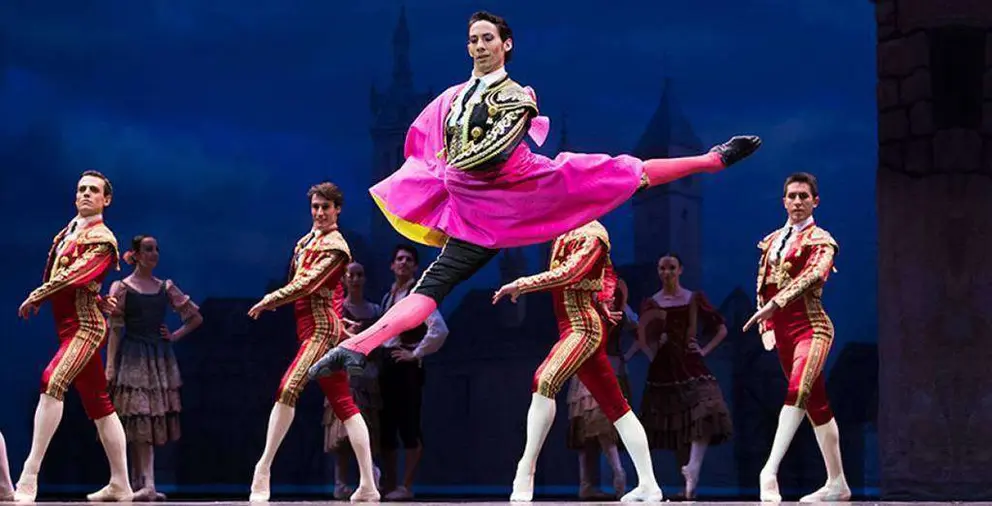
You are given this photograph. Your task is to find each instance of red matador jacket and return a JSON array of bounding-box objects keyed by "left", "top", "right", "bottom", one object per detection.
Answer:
[
  {"left": 265, "top": 228, "right": 351, "bottom": 341},
  {"left": 29, "top": 218, "right": 120, "bottom": 341},
  {"left": 755, "top": 222, "right": 838, "bottom": 335},
  {"left": 516, "top": 220, "right": 617, "bottom": 330}
]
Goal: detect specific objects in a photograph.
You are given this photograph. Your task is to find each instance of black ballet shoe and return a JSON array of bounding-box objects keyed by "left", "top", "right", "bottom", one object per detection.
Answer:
[
  {"left": 709, "top": 135, "right": 762, "bottom": 167},
  {"left": 307, "top": 347, "right": 367, "bottom": 379}
]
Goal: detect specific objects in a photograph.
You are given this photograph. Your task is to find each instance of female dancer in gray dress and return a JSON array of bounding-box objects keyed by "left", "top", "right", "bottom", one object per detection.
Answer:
[{"left": 105, "top": 235, "right": 202, "bottom": 501}]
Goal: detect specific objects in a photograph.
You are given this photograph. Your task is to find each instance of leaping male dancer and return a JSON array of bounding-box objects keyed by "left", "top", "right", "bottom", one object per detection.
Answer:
[{"left": 310, "top": 10, "right": 761, "bottom": 378}]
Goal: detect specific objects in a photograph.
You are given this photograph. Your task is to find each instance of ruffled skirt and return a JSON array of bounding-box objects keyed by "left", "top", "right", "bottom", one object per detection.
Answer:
[
  {"left": 110, "top": 337, "right": 182, "bottom": 446},
  {"left": 565, "top": 378, "right": 618, "bottom": 449},
  {"left": 322, "top": 373, "right": 382, "bottom": 456},
  {"left": 639, "top": 376, "right": 733, "bottom": 451}
]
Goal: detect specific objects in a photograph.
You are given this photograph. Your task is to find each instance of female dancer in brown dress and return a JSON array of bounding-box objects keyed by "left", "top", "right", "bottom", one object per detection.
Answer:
[
  {"left": 105, "top": 235, "right": 203, "bottom": 500},
  {"left": 629, "top": 254, "right": 732, "bottom": 500}
]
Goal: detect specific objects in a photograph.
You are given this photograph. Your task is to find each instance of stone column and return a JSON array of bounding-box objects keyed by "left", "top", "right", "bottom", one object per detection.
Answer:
[{"left": 874, "top": 0, "right": 992, "bottom": 500}]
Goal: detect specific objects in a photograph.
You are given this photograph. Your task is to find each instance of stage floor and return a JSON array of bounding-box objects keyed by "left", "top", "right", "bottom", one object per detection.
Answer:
[{"left": 1, "top": 502, "right": 961, "bottom": 505}]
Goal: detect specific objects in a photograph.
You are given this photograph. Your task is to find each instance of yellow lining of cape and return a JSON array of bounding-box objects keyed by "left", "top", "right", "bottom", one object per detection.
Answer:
[{"left": 371, "top": 192, "right": 449, "bottom": 248}]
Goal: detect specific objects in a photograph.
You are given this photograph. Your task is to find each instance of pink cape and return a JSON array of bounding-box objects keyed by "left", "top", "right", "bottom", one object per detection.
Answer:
[{"left": 369, "top": 82, "right": 644, "bottom": 249}]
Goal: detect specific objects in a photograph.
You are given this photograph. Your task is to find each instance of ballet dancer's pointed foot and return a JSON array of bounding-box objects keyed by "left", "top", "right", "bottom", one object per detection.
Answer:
[
  {"left": 349, "top": 485, "right": 380, "bottom": 502},
  {"left": 612, "top": 470, "right": 627, "bottom": 499},
  {"left": 800, "top": 479, "right": 851, "bottom": 503},
  {"left": 0, "top": 479, "right": 14, "bottom": 502},
  {"left": 578, "top": 483, "right": 610, "bottom": 500},
  {"left": 334, "top": 483, "right": 355, "bottom": 500},
  {"left": 85, "top": 482, "right": 133, "bottom": 502},
  {"left": 384, "top": 487, "right": 412, "bottom": 500},
  {"left": 13, "top": 473, "right": 37, "bottom": 503},
  {"left": 681, "top": 464, "right": 700, "bottom": 500},
  {"left": 709, "top": 135, "right": 762, "bottom": 169},
  {"left": 620, "top": 484, "right": 664, "bottom": 502},
  {"left": 131, "top": 487, "right": 158, "bottom": 501},
  {"left": 509, "top": 472, "right": 534, "bottom": 502},
  {"left": 249, "top": 466, "right": 270, "bottom": 502},
  {"left": 759, "top": 469, "right": 782, "bottom": 502},
  {"left": 308, "top": 347, "right": 366, "bottom": 379}
]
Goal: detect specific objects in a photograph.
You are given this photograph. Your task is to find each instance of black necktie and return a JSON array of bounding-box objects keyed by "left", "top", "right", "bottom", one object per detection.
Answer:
[
  {"left": 457, "top": 79, "right": 481, "bottom": 124},
  {"left": 57, "top": 222, "right": 78, "bottom": 252},
  {"left": 775, "top": 227, "right": 793, "bottom": 261}
]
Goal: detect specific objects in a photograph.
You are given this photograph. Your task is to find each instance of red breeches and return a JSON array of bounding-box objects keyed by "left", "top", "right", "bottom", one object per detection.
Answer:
[
  {"left": 532, "top": 291, "right": 631, "bottom": 422},
  {"left": 277, "top": 334, "right": 359, "bottom": 420},
  {"left": 773, "top": 313, "right": 834, "bottom": 426},
  {"left": 41, "top": 333, "right": 115, "bottom": 420}
]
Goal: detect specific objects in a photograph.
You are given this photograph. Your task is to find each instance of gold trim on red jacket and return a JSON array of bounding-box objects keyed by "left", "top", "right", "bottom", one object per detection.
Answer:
[
  {"left": 517, "top": 221, "right": 611, "bottom": 295},
  {"left": 29, "top": 221, "right": 119, "bottom": 305},
  {"left": 755, "top": 223, "right": 838, "bottom": 334},
  {"left": 264, "top": 229, "right": 351, "bottom": 308}
]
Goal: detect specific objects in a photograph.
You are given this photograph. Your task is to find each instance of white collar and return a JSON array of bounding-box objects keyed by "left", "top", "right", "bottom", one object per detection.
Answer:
[
  {"left": 469, "top": 66, "right": 507, "bottom": 87},
  {"left": 70, "top": 213, "right": 102, "bottom": 232},
  {"left": 784, "top": 216, "right": 815, "bottom": 233},
  {"left": 310, "top": 225, "right": 338, "bottom": 238}
]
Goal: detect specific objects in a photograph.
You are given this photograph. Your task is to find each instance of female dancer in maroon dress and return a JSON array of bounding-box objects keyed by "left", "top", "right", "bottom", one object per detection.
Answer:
[{"left": 630, "top": 254, "right": 732, "bottom": 500}]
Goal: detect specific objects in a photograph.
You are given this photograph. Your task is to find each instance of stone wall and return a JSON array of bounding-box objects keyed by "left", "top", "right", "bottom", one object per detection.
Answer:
[{"left": 874, "top": 0, "right": 992, "bottom": 500}]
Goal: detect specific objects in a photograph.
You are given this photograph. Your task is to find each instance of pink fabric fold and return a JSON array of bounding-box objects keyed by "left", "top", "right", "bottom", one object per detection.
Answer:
[
  {"left": 528, "top": 115, "right": 550, "bottom": 147},
  {"left": 371, "top": 81, "right": 645, "bottom": 249}
]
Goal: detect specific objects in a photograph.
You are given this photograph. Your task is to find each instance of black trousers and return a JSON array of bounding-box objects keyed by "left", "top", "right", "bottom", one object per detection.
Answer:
[
  {"left": 379, "top": 352, "right": 426, "bottom": 450},
  {"left": 412, "top": 237, "right": 501, "bottom": 304}
]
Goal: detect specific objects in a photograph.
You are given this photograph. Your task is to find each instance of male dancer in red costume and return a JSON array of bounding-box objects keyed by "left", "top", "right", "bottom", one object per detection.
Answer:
[
  {"left": 743, "top": 172, "right": 851, "bottom": 503},
  {"left": 492, "top": 221, "right": 663, "bottom": 503},
  {"left": 246, "top": 182, "right": 379, "bottom": 503},
  {"left": 310, "top": 10, "right": 761, "bottom": 378},
  {"left": 14, "top": 170, "right": 132, "bottom": 502}
]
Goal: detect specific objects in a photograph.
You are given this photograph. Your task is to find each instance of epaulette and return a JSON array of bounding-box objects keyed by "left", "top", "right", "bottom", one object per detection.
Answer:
[
  {"left": 572, "top": 220, "right": 611, "bottom": 252},
  {"left": 757, "top": 229, "right": 779, "bottom": 250},
  {"left": 76, "top": 223, "right": 121, "bottom": 268},
  {"left": 315, "top": 230, "right": 352, "bottom": 262},
  {"left": 805, "top": 226, "right": 839, "bottom": 250},
  {"left": 486, "top": 80, "right": 539, "bottom": 116}
]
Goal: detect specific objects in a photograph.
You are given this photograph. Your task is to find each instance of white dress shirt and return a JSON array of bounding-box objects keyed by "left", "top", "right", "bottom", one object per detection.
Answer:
[
  {"left": 446, "top": 66, "right": 508, "bottom": 128},
  {"left": 770, "top": 216, "right": 815, "bottom": 263},
  {"left": 57, "top": 214, "right": 102, "bottom": 255}
]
